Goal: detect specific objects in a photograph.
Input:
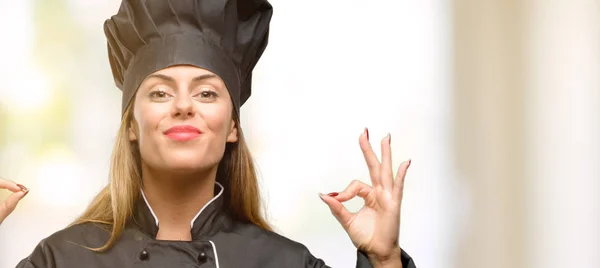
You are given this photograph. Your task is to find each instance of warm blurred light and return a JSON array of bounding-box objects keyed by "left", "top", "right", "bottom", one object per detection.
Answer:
[
  {"left": 0, "top": 1, "right": 33, "bottom": 65},
  {"left": 3, "top": 66, "right": 51, "bottom": 111},
  {"left": 34, "top": 146, "right": 87, "bottom": 207},
  {"left": 0, "top": 1, "right": 38, "bottom": 111}
]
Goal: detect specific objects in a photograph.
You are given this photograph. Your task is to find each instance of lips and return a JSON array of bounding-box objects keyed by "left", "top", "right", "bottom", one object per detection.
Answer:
[{"left": 163, "top": 125, "right": 202, "bottom": 141}]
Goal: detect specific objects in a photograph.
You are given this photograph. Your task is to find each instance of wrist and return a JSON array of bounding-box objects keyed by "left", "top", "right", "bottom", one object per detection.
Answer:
[{"left": 367, "top": 247, "right": 403, "bottom": 268}]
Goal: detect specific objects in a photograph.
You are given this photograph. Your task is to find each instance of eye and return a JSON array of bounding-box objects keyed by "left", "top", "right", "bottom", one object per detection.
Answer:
[
  {"left": 149, "top": 89, "right": 172, "bottom": 101},
  {"left": 194, "top": 88, "right": 219, "bottom": 101}
]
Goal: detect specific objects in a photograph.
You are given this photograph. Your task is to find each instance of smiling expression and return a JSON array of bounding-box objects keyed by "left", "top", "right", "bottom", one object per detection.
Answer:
[{"left": 128, "top": 65, "right": 238, "bottom": 173}]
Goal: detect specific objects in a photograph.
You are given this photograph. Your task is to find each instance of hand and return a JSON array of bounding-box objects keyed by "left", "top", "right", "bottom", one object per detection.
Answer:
[
  {"left": 0, "top": 177, "right": 29, "bottom": 225},
  {"left": 320, "top": 129, "right": 410, "bottom": 267}
]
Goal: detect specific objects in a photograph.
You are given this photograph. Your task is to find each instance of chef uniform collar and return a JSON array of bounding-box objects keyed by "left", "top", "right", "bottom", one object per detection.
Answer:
[{"left": 133, "top": 182, "right": 226, "bottom": 240}]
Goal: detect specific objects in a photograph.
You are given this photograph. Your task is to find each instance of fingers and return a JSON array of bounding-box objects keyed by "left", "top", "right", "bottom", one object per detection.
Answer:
[
  {"left": 0, "top": 177, "right": 23, "bottom": 192},
  {"left": 0, "top": 188, "right": 29, "bottom": 224},
  {"left": 319, "top": 193, "right": 354, "bottom": 229},
  {"left": 359, "top": 128, "right": 381, "bottom": 187},
  {"left": 0, "top": 177, "right": 29, "bottom": 224},
  {"left": 392, "top": 159, "right": 411, "bottom": 201},
  {"left": 380, "top": 134, "right": 393, "bottom": 190},
  {"left": 333, "top": 179, "right": 373, "bottom": 203}
]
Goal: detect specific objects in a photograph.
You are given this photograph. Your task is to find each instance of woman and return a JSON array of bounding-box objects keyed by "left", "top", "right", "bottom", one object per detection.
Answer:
[{"left": 0, "top": 1, "right": 416, "bottom": 267}]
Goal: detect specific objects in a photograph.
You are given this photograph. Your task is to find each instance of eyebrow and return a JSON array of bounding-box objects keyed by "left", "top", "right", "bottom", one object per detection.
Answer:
[{"left": 145, "top": 73, "right": 219, "bottom": 83}]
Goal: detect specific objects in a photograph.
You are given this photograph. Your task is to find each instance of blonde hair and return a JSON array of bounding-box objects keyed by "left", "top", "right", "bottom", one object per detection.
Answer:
[{"left": 72, "top": 103, "right": 271, "bottom": 251}]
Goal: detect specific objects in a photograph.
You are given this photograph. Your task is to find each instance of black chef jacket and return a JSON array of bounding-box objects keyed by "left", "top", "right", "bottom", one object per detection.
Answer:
[{"left": 16, "top": 183, "right": 416, "bottom": 267}]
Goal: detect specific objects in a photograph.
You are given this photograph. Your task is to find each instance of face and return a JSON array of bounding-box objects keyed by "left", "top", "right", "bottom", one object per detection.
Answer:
[{"left": 129, "top": 65, "right": 238, "bottom": 174}]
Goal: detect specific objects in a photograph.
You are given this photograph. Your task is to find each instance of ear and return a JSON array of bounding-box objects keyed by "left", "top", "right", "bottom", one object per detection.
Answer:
[
  {"left": 226, "top": 119, "right": 238, "bottom": 143},
  {"left": 128, "top": 120, "right": 139, "bottom": 141}
]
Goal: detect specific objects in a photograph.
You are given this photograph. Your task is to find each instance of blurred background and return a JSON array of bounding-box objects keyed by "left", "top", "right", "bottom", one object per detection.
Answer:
[{"left": 0, "top": 0, "right": 598, "bottom": 267}]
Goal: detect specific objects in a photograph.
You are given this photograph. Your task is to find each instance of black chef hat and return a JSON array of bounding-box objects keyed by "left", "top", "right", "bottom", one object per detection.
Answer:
[{"left": 104, "top": 0, "right": 273, "bottom": 115}]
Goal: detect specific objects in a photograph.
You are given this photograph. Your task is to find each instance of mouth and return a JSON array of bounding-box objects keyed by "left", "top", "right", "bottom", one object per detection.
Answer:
[{"left": 163, "top": 125, "right": 202, "bottom": 141}]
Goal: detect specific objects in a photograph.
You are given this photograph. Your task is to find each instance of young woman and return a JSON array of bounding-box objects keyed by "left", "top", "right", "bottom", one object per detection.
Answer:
[{"left": 0, "top": 1, "right": 416, "bottom": 267}]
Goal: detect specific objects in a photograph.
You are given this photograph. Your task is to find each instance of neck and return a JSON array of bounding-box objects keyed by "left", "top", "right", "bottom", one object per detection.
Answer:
[{"left": 141, "top": 164, "right": 218, "bottom": 241}]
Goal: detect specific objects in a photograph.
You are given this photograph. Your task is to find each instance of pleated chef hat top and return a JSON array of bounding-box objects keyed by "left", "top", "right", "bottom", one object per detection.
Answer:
[{"left": 104, "top": 0, "right": 273, "bottom": 115}]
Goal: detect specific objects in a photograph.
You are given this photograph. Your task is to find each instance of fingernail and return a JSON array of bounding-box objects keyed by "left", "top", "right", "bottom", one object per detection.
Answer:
[
  {"left": 318, "top": 193, "right": 325, "bottom": 202},
  {"left": 365, "top": 127, "right": 369, "bottom": 140},
  {"left": 327, "top": 192, "right": 339, "bottom": 197},
  {"left": 16, "top": 184, "right": 28, "bottom": 192},
  {"left": 408, "top": 158, "right": 412, "bottom": 167},
  {"left": 388, "top": 133, "right": 391, "bottom": 144}
]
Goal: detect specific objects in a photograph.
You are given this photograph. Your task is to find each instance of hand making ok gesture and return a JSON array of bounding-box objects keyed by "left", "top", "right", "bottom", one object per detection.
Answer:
[{"left": 320, "top": 128, "right": 411, "bottom": 268}]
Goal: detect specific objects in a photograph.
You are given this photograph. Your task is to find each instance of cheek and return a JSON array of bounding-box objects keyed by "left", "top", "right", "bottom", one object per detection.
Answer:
[
  {"left": 135, "top": 106, "right": 165, "bottom": 144},
  {"left": 203, "top": 108, "right": 232, "bottom": 136}
]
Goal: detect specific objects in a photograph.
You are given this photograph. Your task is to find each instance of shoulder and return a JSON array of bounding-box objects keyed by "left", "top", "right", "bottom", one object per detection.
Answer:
[
  {"left": 212, "top": 221, "right": 328, "bottom": 267},
  {"left": 218, "top": 220, "right": 308, "bottom": 251},
  {"left": 41, "top": 222, "right": 111, "bottom": 249},
  {"left": 18, "top": 223, "right": 110, "bottom": 268}
]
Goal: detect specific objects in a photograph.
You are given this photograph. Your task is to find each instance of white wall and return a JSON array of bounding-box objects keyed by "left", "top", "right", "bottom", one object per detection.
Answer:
[{"left": 525, "top": 0, "right": 600, "bottom": 267}]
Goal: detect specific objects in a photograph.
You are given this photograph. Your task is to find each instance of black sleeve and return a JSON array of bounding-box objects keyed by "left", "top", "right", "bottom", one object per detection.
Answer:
[
  {"left": 300, "top": 245, "right": 332, "bottom": 268},
  {"left": 302, "top": 248, "right": 415, "bottom": 268},
  {"left": 15, "top": 259, "right": 35, "bottom": 268},
  {"left": 15, "top": 239, "right": 55, "bottom": 268},
  {"left": 356, "top": 249, "right": 416, "bottom": 268}
]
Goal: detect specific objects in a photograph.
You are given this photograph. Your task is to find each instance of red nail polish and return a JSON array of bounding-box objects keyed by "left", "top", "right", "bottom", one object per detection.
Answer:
[
  {"left": 365, "top": 128, "right": 369, "bottom": 140},
  {"left": 408, "top": 159, "right": 412, "bottom": 167},
  {"left": 388, "top": 133, "right": 391, "bottom": 144},
  {"left": 327, "top": 192, "right": 339, "bottom": 197},
  {"left": 16, "top": 184, "right": 28, "bottom": 192}
]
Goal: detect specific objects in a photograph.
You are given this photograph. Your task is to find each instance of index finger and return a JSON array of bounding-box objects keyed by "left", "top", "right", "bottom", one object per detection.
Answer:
[{"left": 0, "top": 177, "right": 23, "bottom": 192}]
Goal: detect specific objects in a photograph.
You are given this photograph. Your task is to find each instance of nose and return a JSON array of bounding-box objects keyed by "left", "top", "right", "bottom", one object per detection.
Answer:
[{"left": 171, "top": 94, "right": 195, "bottom": 119}]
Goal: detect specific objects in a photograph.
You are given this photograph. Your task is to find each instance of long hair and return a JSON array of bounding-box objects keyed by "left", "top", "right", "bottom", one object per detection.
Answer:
[{"left": 72, "top": 103, "right": 271, "bottom": 251}]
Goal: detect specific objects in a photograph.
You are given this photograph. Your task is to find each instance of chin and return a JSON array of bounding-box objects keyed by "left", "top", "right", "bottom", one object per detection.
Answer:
[
  {"left": 158, "top": 162, "right": 213, "bottom": 175},
  {"left": 163, "top": 152, "right": 218, "bottom": 173}
]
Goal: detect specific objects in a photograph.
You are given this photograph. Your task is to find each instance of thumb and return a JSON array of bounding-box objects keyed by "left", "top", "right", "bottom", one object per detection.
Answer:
[
  {"left": 0, "top": 189, "right": 28, "bottom": 224},
  {"left": 319, "top": 193, "right": 353, "bottom": 229}
]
